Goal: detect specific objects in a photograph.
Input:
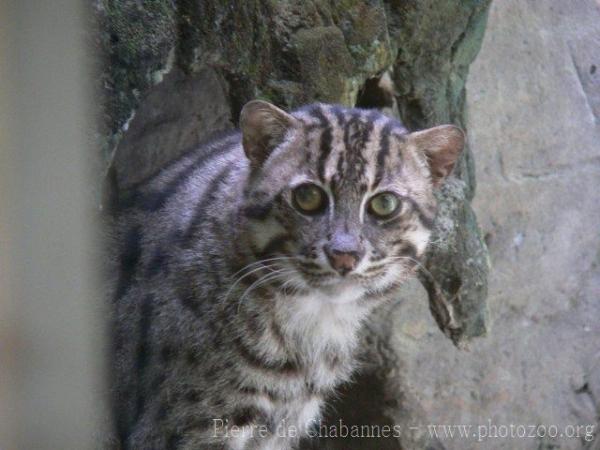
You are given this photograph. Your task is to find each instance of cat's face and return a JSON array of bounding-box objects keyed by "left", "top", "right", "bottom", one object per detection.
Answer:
[{"left": 241, "top": 101, "right": 464, "bottom": 297}]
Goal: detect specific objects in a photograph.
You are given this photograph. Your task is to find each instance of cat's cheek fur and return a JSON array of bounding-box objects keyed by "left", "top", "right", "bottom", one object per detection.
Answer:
[
  {"left": 248, "top": 217, "right": 287, "bottom": 254},
  {"left": 403, "top": 226, "right": 432, "bottom": 257},
  {"left": 374, "top": 263, "right": 406, "bottom": 289}
]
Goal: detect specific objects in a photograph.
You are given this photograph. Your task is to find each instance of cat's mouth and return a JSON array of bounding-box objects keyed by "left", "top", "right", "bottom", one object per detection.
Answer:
[
  {"left": 294, "top": 265, "right": 389, "bottom": 288},
  {"left": 289, "top": 258, "right": 417, "bottom": 296}
]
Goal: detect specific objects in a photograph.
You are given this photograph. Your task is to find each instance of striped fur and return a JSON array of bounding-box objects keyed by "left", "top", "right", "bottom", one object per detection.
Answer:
[{"left": 107, "top": 101, "right": 464, "bottom": 449}]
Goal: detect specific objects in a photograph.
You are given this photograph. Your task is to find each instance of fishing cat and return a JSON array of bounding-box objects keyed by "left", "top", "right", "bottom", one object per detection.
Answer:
[{"left": 108, "top": 100, "right": 464, "bottom": 449}]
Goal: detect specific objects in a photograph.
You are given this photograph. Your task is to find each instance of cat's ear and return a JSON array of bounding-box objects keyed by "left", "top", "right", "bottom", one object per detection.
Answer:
[
  {"left": 240, "top": 100, "right": 299, "bottom": 169},
  {"left": 408, "top": 125, "right": 465, "bottom": 187}
]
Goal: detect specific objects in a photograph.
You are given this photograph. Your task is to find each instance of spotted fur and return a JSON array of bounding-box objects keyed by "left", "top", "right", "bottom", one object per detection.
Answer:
[{"left": 107, "top": 101, "right": 464, "bottom": 449}]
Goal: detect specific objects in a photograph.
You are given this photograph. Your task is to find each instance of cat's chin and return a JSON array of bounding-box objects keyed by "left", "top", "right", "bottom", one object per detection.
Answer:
[
  {"left": 295, "top": 270, "right": 360, "bottom": 290},
  {"left": 315, "top": 279, "right": 367, "bottom": 304},
  {"left": 300, "top": 271, "right": 377, "bottom": 291}
]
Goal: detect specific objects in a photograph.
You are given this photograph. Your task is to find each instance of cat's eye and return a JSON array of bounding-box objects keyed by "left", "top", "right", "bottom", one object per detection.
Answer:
[
  {"left": 292, "top": 183, "right": 327, "bottom": 215},
  {"left": 368, "top": 192, "right": 400, "bottom": 219}
]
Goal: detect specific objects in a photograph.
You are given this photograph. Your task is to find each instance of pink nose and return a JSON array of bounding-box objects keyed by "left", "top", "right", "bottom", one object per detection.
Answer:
[{"left": 326, "top": 251, "right": 359, "bottom": 276}]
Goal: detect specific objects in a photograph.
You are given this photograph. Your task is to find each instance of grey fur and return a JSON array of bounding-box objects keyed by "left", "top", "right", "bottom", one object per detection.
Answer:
[{"left": 107, "top": 101, "right": 464, "bottom": 449}]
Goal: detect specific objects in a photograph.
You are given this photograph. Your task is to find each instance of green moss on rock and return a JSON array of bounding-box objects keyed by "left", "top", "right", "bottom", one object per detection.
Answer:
[{"left": 291, "top": 26, "right": 353, "bottom": 103}]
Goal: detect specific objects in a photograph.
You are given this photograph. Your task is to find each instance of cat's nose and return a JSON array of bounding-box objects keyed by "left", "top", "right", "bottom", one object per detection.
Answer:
[
  {"left": 326, "top": 250, "right": 360, "bottom": 276},
  {"left": 324, "top": 235, "right": 364, "bottom": 276}
]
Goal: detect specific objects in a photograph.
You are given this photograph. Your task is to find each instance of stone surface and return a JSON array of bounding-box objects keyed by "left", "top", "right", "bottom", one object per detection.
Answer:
[
  {"left": 112, "top": 67, "right": 232, "bottom": 189},
  {"left": 389, "top": 1, "right": 600, "bottom": 449},
  {"left": 387, "top": 0, "right": 492, "bottom": 346},
  {"left": 95, "top": 0, "right": 178, "bottom": 155}
]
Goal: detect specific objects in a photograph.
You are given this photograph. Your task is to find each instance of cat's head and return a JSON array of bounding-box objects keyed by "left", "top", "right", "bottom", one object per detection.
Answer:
[{"left": 240, "top": 100, "right": 464, "bottom": 298}]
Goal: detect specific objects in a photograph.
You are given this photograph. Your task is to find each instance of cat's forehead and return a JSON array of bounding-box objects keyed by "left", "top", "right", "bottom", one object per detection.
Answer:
[
  {"left": 293, "top": 103, "right": 407, "bottom": 135},
  {"left": 292, "top": 104, "right": 416, "bottom": 194}
]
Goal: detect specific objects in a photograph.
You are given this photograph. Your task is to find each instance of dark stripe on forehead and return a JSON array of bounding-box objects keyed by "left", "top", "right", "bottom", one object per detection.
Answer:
[
  {"left": 330, "top": 108, "right": 346, "bottom": 188},
  {"left": 373, "top": 121, "right": 394, "bottom": 189},
  {"left": 309, "top": 107, "right": 334, "bottom": 182},
  {"left": 331, "top": 105, "right": 347, "bottom": 128},
  {"left": 341, "top": 112, "right": 355, "bottom": 173},
  {"left": 343, "top": 110, "right": 361, "bottom": 148},
  {"left": 359, "top": 111, "right": 378, "bottom": 155},
  {"left": 318, "top": 128, "right": 333, "bottom": 182},
  {"left": 307, "top": 104, "right": 329, "bottom": 124},
  {"left": 339, "top": 110, "right": 373, "bottom": 185}
]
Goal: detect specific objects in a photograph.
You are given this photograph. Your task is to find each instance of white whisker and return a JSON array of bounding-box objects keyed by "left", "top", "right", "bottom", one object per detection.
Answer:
[
  {"left": 385, "top": 255, "right": 437, "bottom": 285},
  {"left": 230, "top": 256, "right": 299, "bottom": 279},
  {"left": 225, "top": 263, "right": 278, "bottom": 302},
  {"left": 225, "top": 256, "right": 302, "bottom": 303},
  {"left": 235, "top": 269, "right": 295, "bottom": 314}
]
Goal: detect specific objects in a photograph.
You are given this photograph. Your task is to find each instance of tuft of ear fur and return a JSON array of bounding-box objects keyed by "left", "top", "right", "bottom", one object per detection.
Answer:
[
  {"left": 409, "top": 125, "right": 465, "bottom": 187},
  {"left": 240, "top": 100, "right": 299, "bottom": 169}
]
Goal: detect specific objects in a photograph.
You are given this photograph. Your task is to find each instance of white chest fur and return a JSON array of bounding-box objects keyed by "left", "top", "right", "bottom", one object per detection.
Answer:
[
  {"left": 274, "top": 283, "right": 368, "bottom": 389},
  {"left": 277, "top": 283, "right": 365, "bottom": 345},
  {"left": 227, "top": 285, "right": 369, "bottom": 450}
]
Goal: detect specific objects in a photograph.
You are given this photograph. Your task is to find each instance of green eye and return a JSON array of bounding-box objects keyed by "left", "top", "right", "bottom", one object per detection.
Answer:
[
  {"left": 292, "top": 183, "right": 327, "bottom": 214},
  {"left": 368, "top": 192, "right": 400, "bottom": 218}
]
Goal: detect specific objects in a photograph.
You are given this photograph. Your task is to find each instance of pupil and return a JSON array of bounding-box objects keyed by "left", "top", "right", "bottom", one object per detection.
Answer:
[
  {"left": 371, "top": 193, "right": 397, "bottom": 217},
  {"left": 295, "top": 185, "right": 322, "bottom": 211},
  {"left": 302, "top": 188, "right": 315, "bottom": 203},
  {"left": 379, "top": 195, "right": 392, "bottom": 211}
]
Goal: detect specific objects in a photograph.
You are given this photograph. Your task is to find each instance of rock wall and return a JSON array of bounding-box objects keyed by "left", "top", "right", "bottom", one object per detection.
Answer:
[
  {"left": 95, "top": 1, "right": 493, "bottom": 448},
  {"left": 389, "top": 1, "right": 600, "bottom": 449}
]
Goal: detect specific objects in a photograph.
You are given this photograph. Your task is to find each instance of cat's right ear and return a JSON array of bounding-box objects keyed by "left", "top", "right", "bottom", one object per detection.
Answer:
[{"left": 240, "top": 100, "right": 299, "bottom": 169}]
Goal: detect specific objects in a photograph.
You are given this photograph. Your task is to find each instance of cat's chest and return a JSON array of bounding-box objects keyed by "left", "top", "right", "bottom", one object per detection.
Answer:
[
  {"left": 273, "top": 284, "right": 368, "bottom": 386},
  {"left": 279, "top": 283, "right": 366, "bottom": 340}
]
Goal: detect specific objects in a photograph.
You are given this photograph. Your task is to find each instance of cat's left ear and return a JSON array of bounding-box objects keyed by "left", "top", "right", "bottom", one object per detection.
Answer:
[
  {"left": 408, "top": 125, "right": 465, "bottom": 187},
  {"left": 240, "top": 100, "right": 300, "bottom": 169}
]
